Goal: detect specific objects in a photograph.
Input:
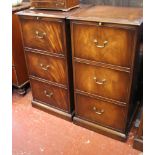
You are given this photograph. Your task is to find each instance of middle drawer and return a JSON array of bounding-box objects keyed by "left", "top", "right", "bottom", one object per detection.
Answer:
[
  {"left": 74, "top": 62, "right": 130, "bottom": 103},
  {"left": 26, "top": 51, "right": 67, "bottom": 85}
]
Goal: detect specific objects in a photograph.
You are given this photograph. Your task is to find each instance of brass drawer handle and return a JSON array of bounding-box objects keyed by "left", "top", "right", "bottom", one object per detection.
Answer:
[
  {"left": 93, "top": 77, "right": 106, "bottom": 85},
  {"left": 94, "top": 39, "right": 108, "bottom": 48},
  {"left": 93, "top": 107, "right": 104, "bottom": 115},
  {"left": 35, "top": 31, "right": 46, "bottom": 39},
  {"left": 40, "top": 64, "right": 50, "bottom": 71},
  {"left": 44, "top": 90, "right": 53, "bottom": 98}
]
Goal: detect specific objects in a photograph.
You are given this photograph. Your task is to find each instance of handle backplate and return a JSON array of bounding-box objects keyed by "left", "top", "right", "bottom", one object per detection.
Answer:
[
  {"left": 93, "top": 106, "right": 104, "bottom": 115},
  {"left": 93, "top": 77, "right": 106, "bottom": 85},
  {"left": 44, "top": 90, "right": 53, "bottom": 98},
  {"left": 35, "top": 31, "right": 46, "bottom": 39},
  {"left": 40, "top": 64, "right": 50, "bottom": 71},
  {"left": 94, "top": 39, "right": 108, "bottom": 48}
]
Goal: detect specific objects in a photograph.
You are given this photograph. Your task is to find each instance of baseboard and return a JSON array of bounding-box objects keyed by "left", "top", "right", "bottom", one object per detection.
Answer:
[
  {"left": 133, "top": 137, "right": 143, "bottom": 152},
  {"left": 32, "top": 100, "right": 73, "bottom": 122},
  {"left": 73, "top": 116, "right": 127, "bottom": 142}
]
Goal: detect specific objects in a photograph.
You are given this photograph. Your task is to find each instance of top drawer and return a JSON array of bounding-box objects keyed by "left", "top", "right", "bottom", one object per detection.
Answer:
[
  {"left": 20, "top": 16, "right": 65, "bottom": 55},
  {"left": 71, "top": 22, "right": 137, "bottom": 68}
]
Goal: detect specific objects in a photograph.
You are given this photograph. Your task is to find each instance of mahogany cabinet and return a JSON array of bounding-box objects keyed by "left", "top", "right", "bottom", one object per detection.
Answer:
[
  {"left": 12, "top": 3, "right": 30, "bottom": 95},
  {"left": 69, "top": 5, "right": 143, "bottom": 141},
  {"left": 30, "top": 0, "right": 80, "bottom": 11},
  {"left": 17, "top": 5, "right": 91, "bottom": 120}
]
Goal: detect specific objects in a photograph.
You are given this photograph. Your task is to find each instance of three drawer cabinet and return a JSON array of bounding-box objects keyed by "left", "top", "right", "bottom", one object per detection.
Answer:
[
  {"left": 17, "top": 5, "right": 91, "bottom": 120},
  {"left": 69, "top": 5, "right": 143, "bottom": 141},
  {"left": 30, "top": 0, "right": 80, "bottom": 11},
  {"left": 12, "top": 3, "right": 30, "bottom": 95}
]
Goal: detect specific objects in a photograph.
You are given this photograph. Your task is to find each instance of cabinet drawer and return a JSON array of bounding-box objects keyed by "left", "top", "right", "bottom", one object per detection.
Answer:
[
  {"left": 72, "top": 22, "right": 136, "bottom": 68},
  {"left": 20, "top": 16, "right": 65, "bottom": 55},
  {"left": 74, "top": 62, "right": 130, "bottom": 103},
  {"left": 26, "top": 51, "right": 67, "bottom": 85},
  {"left": 75, "top": 94, "right": 126, "bottom": 131},
  {"left": 31, "top": 0, "right": 65, "bottom": 9},
  {"left": 30, "top": 78, "right": 68, "bottom": 111},
  {"left": 12, "top": 67, "right": 18, "bottom": 85}
]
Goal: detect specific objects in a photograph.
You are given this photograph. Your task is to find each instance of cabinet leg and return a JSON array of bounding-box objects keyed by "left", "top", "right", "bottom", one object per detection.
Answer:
[
  {"left": 12, "top": 82, "right": 29, "bottom": 95},
  {"left": 17, "top": 87, "right": 26, "bottom": 95}
]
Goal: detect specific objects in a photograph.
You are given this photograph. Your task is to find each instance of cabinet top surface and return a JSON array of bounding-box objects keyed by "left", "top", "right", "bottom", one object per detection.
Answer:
[
  {"left": 68, "top": 5, "right": 143, "bottom": 26},
  {"left": 16, "top": 4, "right": 92, "bottom": 19},
  {"left": 12, "top": 2, "right": 30, "bottom": 13}
]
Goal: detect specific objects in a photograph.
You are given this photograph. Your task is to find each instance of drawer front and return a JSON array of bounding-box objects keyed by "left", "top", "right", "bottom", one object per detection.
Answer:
[
  {"left": 26, "top": 51, "right": 67, "bottom": 85},
  {"left": 74, "top": 62, "right": 130, "bottom": 103},
  {"left": 12, "top": 67, "right": 18, "bottom": 85},
  {"left": 21, "top": 17, "right": 65, "bottom": 55},
  {"left": 30, "top": 78, "right": 68, "bottom": 111},
  {"left": 75, "top": 94, "right": 126, "bottom": 131},
  {"left": 31, "top": 1, "right": 66, "bottom": 9},
  {"left": 72, "top": 23, "right": 136, "bottom": 68}
]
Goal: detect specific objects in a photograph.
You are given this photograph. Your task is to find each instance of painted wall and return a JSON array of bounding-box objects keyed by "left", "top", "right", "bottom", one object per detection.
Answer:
[{"left": 23, "top": 0, "right": 143, "bottom": 7}]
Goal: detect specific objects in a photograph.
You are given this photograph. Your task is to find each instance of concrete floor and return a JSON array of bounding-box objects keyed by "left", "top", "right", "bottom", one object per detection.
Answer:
[{"left": 12, "top": 89, "right": 142, "bottom": 155}]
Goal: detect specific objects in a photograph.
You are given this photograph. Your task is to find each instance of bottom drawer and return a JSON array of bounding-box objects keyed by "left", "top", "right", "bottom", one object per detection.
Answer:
[
  {"left": 75, "top": 94, "right": 127, "bottom": 132},
  {"left": 12, "top": 67, "right": 18, "bottom": 85},
  {"left": 30, "top": 78, "right": 69, "bottom": 112}
]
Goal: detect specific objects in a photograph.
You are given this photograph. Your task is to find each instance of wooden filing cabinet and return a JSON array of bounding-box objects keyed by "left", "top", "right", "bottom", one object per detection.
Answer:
[
  {"left": 69, "top": 5, "right": 143, "bottom": 141},
  {"left": 12, "top": 3, "right": 30, "bottom": 95},
  {"left": 17, "top": 5, "right": 91, "bottom": 120},
  {"left": 30, "top": 0, "right": 80, "bottom": 11}
]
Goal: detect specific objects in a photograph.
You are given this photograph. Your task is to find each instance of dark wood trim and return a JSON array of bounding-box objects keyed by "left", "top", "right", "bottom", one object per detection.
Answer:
[
  {"left": 64, "top": 18, "right": 75, "bottom": 113},
  {"left": 126, "top": 28, "right": 142, "bottom": 131},
  {"left": 75, "top": 90, "right": 127, "bottom": 106},
  {"left": 18, "top": 15, "right": 65, "bottom": 22},
  {"left": 32, "top": 100, "right": 73, "bottom": 121},
  {"left": 71, "top": 20, "right": 139, "bottom": 30},
  {"left": 74, "top": 57, "right": 131, "bottom": 73},
  {"left": 25, "top": 48, "right": 65, "bottom": 58},
  {"left": 73, "top": 116, "right": 127, "bottom": 142},
  {"left": 29, "top": 76, "right": 68, "bottom": 89}
]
